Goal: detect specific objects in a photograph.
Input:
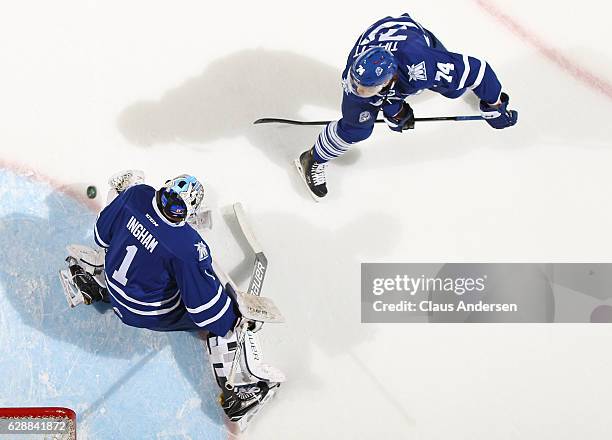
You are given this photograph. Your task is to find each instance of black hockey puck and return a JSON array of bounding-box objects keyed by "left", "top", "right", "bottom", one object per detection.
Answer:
[{"left": 86, "top": 185, "right": 97, "bottom": 199}]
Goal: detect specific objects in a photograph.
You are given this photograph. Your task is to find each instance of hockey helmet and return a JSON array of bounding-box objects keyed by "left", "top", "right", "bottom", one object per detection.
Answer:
[
  {"left": 156, "top": 174, "right": 204, "bottom": 222},
  {"left": 349, "top": 47, "right": 398, "bottom": 97}
]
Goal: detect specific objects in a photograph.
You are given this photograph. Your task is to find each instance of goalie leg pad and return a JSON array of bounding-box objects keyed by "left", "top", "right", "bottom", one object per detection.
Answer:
[
  {"left": 243, "top": 329, "right": 286, "bottom": 383},
  {"left": 65, "top": 244, "right": 106, "bottom": 288},
  {"left": 59, "top": 254, "right": 109, "bottom": 307},
  {"left": 207, "top": 329, "right": 284, "bottom": 431},
  {"left": 59, "top": 267, "right": 86, "bottom": 308}
]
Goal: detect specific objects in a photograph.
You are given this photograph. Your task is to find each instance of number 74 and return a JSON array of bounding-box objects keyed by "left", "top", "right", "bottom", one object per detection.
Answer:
[{"left": 435, "top": 62, "right": 455, "bottom": 82}]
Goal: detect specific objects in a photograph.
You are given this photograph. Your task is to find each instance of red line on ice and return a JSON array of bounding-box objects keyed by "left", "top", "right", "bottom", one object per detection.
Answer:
[
  {"left": 474, "top": 0, "right": 612, "bottom": 100},
  {"left": 0, "top": 159, "right": 100, "bottom": 212}
]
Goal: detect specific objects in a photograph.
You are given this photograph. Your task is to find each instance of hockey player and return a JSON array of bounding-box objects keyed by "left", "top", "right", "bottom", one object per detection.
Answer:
[
  {"left": 296, "top": 13, "right": 519, "bottom": 200},
  {"left": 59, "top": 171, "right": 284, "bottom": 429}
]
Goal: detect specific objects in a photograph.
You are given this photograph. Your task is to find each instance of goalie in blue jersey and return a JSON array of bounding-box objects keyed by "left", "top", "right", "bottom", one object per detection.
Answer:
[
  {"left": 59, "top": 171, "right": 285, "bottom": 430},
  {"left": 295, "top": 13, "right": 519, "bottom": 201}
]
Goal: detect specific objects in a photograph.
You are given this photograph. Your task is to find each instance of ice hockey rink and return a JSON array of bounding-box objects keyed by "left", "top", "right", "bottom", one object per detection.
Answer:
[{"left": 1, "top": 0, "right": 612, "bottom": 438}]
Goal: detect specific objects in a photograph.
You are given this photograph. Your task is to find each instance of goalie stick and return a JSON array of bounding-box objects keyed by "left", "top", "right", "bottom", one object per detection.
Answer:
[
  {"left": 214, "top": 204, "right": 284, "bottom": 432},
  {"left": 233, "top": 202, "right": 268, "bottom": 296},
  {"left": 225, "top": 203, "right": 276, "bottom": 390}
]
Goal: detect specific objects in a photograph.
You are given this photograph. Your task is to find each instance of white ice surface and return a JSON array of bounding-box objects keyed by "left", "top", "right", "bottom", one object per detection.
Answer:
[{"left": 1, "top": 0, "right": 612, "bottom": 439}]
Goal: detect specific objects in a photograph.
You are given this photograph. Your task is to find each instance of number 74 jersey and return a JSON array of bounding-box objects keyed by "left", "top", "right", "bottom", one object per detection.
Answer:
[
  {"left": 345, "top": 13, "right": 504, "bottom": 105},
  {"left": 93, "top": 184, "right": 237, "bottom": 336}
]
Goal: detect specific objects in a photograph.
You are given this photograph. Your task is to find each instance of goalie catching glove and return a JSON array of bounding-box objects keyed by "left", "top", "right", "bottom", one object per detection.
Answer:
[{"left": 108, "top": 169, "right": 145, "bottom": 193}]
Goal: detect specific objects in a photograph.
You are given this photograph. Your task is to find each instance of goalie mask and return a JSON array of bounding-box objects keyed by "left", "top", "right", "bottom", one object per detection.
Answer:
[{"left": 156, "top": 174, "right": 204, "bottom": 222}]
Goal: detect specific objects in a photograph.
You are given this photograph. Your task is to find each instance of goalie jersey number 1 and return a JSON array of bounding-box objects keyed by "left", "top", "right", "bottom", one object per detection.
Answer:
[{"left": 112, "top": 245, "right": 138, "bottom": 286}]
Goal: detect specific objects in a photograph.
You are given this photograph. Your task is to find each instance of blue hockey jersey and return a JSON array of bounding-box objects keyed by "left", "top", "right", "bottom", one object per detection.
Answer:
[
  {"left": 93, "top": 184, "right": 237, "bottom": 336},
  {"left": 343, "top": 14, "right": 503, "bottom": 110}
]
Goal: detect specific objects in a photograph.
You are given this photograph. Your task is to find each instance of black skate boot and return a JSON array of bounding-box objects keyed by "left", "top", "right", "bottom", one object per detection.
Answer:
[
  {"left": 64, "top": 257, "right": 109, "bottom": 305},
  {"left": 294, "top": 148, "right": 328, "bottom": 201},
  {"left": 220, "top": 380, "right": 280, "bottom": 431}
]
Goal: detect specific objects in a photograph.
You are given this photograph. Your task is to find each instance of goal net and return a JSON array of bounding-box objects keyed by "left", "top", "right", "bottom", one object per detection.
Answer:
[{"left": 0, "top": 407, "right": 76, "bottom": 439}]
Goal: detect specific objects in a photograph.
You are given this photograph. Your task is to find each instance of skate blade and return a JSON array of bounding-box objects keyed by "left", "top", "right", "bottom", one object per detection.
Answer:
[
  {"left": 293, "top": 159, "right": 322, "bottom": 203},
  {"left": 234, "top": 385, "right": 281, "bottom": 432},
  {"left": 58, "top": 269, "right": 85, "bottom": 308}
]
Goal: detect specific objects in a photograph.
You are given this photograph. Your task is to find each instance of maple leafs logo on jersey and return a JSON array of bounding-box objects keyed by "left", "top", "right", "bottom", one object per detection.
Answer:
[
  {"left": 407, "top": 61, "right": 427, "bottom": 82},
  {"left": 195, "top": 241, "right": 209, "bottom": 261}
]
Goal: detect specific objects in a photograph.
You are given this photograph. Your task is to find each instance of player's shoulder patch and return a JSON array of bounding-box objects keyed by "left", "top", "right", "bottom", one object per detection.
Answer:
[
  {"left": 194, "top": 240, "right": 209, "bottom": 261},
  {"left": 406, "top": 61, "right": 427, "bottom": 82}
]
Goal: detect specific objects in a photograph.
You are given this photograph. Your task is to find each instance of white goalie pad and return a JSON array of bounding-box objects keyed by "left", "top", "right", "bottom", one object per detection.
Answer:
[
  {"left": 66, "top": 244, "right": 106, "bottom": 287},
  {"left": 66, "top": 245, "right": 104, "bottom": 274},
  {"left": 59, "top": 268, "right": 85, "bottom": 308},
  {"left": 243, "top": 330, "right": 286, "bottom": 384},
  {"left": 209, "top": 327, "right": 286, "bottom": 389},
  {"left": 236, "top": 292, "right": 284, "bottom": 323},
  {"left": 60, "top": 244, "right": 106, "bottom": 308}
]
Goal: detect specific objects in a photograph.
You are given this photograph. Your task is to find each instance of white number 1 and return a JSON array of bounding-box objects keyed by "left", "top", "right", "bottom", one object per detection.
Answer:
[
  {"left": 435, "top": 62, "right": 455, "bottom": 83},
  {"left": 112, "top": 245, "right": 138, "bottom": 286}
]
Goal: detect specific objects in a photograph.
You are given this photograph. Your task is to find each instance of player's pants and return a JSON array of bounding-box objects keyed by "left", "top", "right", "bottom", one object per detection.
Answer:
[
  {"left": 108, "top": 302, "right": 203, "bottom": 332},
  {"left": 313, "top": 28, "right": 467, "bottom": 164},
  {"left": 151, "top": 310, "right": 203, "bottom": 332},
  {"left": 109, "top": 283, "right": 239, "bottom": 333}
]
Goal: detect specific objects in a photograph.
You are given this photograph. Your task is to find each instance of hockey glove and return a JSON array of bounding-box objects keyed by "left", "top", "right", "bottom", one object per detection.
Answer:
[
  {"left": 384, "top": 102, "right": 415, "bottom": 132},
  {"left": 187, "top": 206, "right": 213, "bottom": 230},
  {"left": 480, "top": 93, "right": 518, "bottom": 129},
  {"left": 108, "top": 169, "right": 145, "bottom": 193}
]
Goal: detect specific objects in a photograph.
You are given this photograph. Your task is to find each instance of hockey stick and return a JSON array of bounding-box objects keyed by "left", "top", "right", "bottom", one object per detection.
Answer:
[
  {"left": 225, "top": 203, "right": 268, "bottom": 390},
  {"left": 233, "top": 203, "right": 268, "bottom": 297},
  {"left": 253, "top": 115, "right": 483, "bottom": 125}
]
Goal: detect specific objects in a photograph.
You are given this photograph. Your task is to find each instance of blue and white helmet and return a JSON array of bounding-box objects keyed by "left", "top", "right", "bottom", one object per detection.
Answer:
[
  {"left": 349, "top": 47, "right": 398, "bottom": 97},
  {"left": 157, "top": 174, "right": 204, "bottom": 222}
]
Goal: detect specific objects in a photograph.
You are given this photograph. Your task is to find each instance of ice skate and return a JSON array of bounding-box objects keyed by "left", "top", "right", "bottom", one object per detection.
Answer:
[
  {"left": 294, "top": 148, "right": 328, "bottom": 202},
  {"left": 59, "top": 245, "right": 108, "bottom": 307},
  {"left": 220, "top": 380, "right": 281, "bottom": 431}
]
